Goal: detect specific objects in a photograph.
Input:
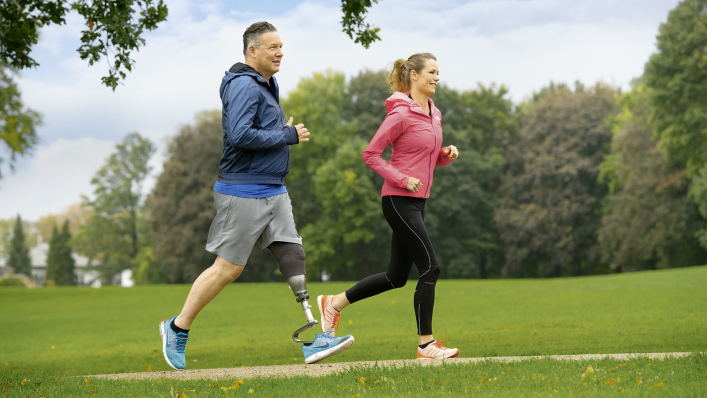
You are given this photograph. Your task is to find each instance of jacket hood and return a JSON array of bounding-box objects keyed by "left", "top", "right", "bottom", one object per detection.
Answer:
[
  {"left": 228, "top": 62, "right": 257, "bottom": 75},
  {"left": 385, "top": 91, "right": 436, "bottom": 115},
  {"left": 220, "top": 62, "right": 269, "bottom": 99}
]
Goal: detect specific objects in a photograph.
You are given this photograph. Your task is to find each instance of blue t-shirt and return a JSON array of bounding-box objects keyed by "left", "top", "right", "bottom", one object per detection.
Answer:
[{"left": 213, "top": 182, "right": 287, "bottom": 198}]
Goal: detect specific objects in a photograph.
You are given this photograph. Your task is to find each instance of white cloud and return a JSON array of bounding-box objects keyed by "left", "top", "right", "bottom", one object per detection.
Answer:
[
  {"left": 6, "top": 0, "right": 679, "bottom": 220},
  {"left": 0, "top": 139, "right": 116, "bottom": 220}
]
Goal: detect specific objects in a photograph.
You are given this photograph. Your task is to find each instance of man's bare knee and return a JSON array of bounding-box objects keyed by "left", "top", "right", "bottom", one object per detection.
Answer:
[{"left": 214, "top": 256, "right": 244, "bottom": 281}]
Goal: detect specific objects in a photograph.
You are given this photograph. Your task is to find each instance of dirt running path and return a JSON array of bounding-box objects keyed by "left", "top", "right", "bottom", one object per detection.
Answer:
[{"left": 91, "top": 352, "right": 692, "bottom": 381}]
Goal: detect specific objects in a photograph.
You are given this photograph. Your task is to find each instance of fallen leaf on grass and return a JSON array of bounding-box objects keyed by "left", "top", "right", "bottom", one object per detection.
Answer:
[
  {"left": 220, "top": 380, "right": 244, "bottom": 392},
  {"left": 636, "top": 378, "right": 643, "bottom": 386},
  {"left": 606, "top": 378, "right": 616, "bottom": 386},
  {"left": 146, "top": 363, "right": 152, "bottom": 372},
  {"left": 21, "top": 379, "right": 29, "bottom": 385},
  {"left": 357, "top": 376, "right": 366, "bottom": 385},
  {"left": 581, "top": 366, "right": 594, "bottom": 379},
  {"left": 652, "top": 382, "right": 665, "bottom": 388},
  {"left": 83, "top": 379, "right": 91, "bottom": 383}
]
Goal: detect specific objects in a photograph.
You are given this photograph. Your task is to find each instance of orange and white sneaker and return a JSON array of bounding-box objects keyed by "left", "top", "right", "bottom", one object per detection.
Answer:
[
  {"left": 317, "top": 295, "right": 341, "bottom": 335},
  {"left": 416, "top": 337, "right": 459, "bottom": 360}
]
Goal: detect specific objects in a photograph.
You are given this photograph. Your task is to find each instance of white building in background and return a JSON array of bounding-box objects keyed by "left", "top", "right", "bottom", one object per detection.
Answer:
[{"left": 0, "top": 240, "right": 109, "bottom": 287}]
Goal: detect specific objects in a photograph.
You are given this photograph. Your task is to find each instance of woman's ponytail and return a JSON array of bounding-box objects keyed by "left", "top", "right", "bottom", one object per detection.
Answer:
[{"left": 387, "top": 53, "right": 437, "bottom": 93}]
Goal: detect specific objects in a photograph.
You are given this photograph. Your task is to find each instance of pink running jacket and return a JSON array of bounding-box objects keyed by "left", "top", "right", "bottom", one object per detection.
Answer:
[{"left": 362, "top": 91, "right": 454, "bottom": 199}]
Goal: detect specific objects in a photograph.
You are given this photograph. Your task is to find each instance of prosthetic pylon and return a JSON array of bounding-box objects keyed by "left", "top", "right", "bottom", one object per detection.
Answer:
[{"left": 287, "top": 275, "right": 318, "bottom": 344}]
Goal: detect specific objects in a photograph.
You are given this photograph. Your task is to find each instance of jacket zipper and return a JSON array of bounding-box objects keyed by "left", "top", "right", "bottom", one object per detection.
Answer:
[{"left": 424, "top": 108, "right": 436, "bottom": 197}]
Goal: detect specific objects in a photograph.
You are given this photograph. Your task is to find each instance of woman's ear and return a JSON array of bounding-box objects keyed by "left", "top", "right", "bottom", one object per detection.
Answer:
[{"left": 411, "top": 70, "right": 418, "bottom": 81}]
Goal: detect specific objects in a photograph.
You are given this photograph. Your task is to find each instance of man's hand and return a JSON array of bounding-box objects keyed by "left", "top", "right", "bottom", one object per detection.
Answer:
[
  {"left": 442, "top": 145, "right": 459, "bottom": 159},
  {"left": 406, "top": 176, "right": 423, "bottom": 193},
  {"left": 287, "top": 116, "right": 310, "bottom": 143}
]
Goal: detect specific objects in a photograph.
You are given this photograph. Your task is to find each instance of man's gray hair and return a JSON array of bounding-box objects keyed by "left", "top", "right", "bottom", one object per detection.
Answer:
[{"left": 243, "top": 21, "right": 277, "bottom": 57}]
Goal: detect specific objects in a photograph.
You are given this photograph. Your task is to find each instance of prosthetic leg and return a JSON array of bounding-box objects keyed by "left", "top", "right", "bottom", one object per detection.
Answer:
[
  {"left": 287, "top": 275, "right": 318, "bottom": 344},
  {"left": 268, "top": 242, "right": 318, "bottom": 344},
  {"left": 270, "top": 242, "right": 354, "bottom": 363}
]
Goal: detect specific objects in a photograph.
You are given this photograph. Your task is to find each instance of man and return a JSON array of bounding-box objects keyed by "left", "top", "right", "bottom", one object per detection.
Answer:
[{"left": 159, "top": 21, "right": 353, "bottom": 370}]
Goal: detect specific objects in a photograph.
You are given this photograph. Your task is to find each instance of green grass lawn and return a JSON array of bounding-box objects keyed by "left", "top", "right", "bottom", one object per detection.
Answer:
[
  {"left": 1, "top": 266, "right": 705, "bottom": 379},
  {"left": 2, "top": 355, "right": 705, "bottom": 397}
]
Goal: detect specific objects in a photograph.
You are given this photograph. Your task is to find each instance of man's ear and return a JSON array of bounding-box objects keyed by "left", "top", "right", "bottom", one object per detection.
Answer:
[{"left": 248, "top": 45, "right": 257, "bottom": 58}]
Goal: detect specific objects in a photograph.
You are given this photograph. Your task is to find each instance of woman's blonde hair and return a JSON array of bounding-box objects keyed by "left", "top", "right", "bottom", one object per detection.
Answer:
[{"left": 387, "top": 53, "right": 437, "bottom": 93}]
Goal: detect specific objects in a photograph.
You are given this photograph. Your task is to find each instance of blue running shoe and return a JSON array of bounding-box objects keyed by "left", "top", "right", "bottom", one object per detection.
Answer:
[
  {"left": 302, "top": 331, "right": 354, "bottom": 364},
  {"left": 159, "top": 316, "right": 188, "bottom": 370}
]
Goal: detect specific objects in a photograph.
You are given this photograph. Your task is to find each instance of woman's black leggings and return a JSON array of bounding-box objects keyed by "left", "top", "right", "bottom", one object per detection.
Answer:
[{"left": 345, "top": 195, "right": 440, "bottom": 335}]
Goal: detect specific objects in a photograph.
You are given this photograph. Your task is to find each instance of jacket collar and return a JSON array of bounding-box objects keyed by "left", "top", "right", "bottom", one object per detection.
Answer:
[
  {"left": 226, "top": 62, "right": 280, "bottom": 101},
  {"left": 385, "top": 91, "right": 435, "bottom": 117}
]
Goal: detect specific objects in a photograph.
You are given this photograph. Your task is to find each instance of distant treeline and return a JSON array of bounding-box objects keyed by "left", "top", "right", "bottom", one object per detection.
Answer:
[{"left": 4, "top": 0, "right": 705, "bottom": 285}]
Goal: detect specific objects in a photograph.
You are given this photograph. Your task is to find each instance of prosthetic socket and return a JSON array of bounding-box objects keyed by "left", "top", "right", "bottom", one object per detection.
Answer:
[{"left": 287, "top": 275, "right": 318, "bottom": 344}]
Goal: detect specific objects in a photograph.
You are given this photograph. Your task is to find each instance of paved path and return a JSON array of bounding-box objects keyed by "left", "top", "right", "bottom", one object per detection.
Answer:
[{"left": 90, "top": 352, "right": 693, "bottom": 381}]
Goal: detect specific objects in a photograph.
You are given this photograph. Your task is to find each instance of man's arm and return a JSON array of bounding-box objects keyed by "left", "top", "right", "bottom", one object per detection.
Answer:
[{"left": 224, "top": 82, "right": 299, "bottom": 150}]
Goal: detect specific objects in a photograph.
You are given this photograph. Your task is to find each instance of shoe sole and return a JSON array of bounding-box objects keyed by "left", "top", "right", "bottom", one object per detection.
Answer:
[
  {"left": 159, "top": 319, "right": 183, "bottom": 370},
  {"left": 417, "top": 349, "right": 460, "bottom": 360},
  {"left": 317, "top": 295, "right": 333, "bottom": 334},
  {"left": 304, "top": 336, "right": 355, "bottom": 364}
]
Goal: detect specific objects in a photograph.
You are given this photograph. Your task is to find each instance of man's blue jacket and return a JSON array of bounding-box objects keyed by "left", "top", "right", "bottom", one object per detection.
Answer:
[{"left": 217, "top": 63, "right": 299, "bottom": 185}]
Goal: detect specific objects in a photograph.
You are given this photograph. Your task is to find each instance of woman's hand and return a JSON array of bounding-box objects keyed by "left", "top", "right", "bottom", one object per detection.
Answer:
[
  {"left": 406, "top": 176, "right": 423, "bottom": 193},
  {"left": 443, "top": 145, "right": 459, "bottom": 159}
]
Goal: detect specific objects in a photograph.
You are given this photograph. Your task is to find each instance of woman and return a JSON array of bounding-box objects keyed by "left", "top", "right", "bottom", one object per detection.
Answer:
[{"left": 317, "top": 53, "right": 460, "bottom": 359}]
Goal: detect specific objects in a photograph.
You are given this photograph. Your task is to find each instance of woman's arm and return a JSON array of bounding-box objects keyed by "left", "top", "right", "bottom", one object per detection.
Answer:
[
  {"left": 436, "top": 145, "right": 458, "bottom": 166},
  {"left": 362, "top": 112, "right": 409, "bottom": 188}
]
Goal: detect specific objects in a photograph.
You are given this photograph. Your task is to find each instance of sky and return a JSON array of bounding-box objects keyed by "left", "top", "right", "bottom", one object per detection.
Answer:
[{"left": 0, "top": 0, "right": 680, "bottom": 221}]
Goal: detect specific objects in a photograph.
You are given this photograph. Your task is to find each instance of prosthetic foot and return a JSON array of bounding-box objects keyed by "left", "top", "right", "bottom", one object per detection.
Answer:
[{"left": 287, "top": 275, "right": 318, "bottom": 344}]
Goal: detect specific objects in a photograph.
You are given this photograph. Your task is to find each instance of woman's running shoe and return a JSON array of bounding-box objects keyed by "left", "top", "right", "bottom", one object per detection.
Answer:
[
  {"left": 317, "top": 295, "right": 340, "bottom": 335},
  {"left": 416, "top": 338, "right": 459, "bottom": 360},
  {"left": 302, "top": 331, "right": 354, "bottom": 364}
]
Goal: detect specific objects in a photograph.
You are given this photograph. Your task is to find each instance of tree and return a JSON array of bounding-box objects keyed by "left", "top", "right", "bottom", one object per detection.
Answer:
[
  {"left": 0, "top": 216, "right": 36, "bottom": 259},
  {"left": 35, "top": 203, "right": 90, "bottom": 244},
  {"left": 146, "top": 111, "right": 221, "bottom": 283},
  {"left": 46, "top": 220, "right": 75, "bottom": 285},
  {"left": 341, "top": 0, "right": 381, "bottom": 49},
  {"left": 284, "top": 71, "right": 390, "bottom": 281},
  {"left": 300, "top": 137, "right": 386, "bottom": 280},
  {"left": 598, "top": 85, "right": 706, "bottom": 270},
  {"left": 0, "top": 67, "right": 41, "bottom": 180},
  {"left": 132, "top": 246, "right": 167, "bottom": 284},
  {"left": 643, "top": 0, "right": 707, "bottom": 252},
  {"left": 495, "top": 83, "right": 619, "bottom": 277},
  {"left": 643, "top": 0, "right": 707, "bottom": 177},
  {"left": 7, "top": 215, "right": 31, "bottom": 275},
  {"left": 692, "top": 164, "right": 707, "bottom": 250},
  {"left": 425, "top": 84, "right": 516, "bottom": 279},
  {"left": 1, "top": 0, "right": 169, "bottom": 90},
  {"left": 73, "top": 132, "right": 155, "bottom": 282}
]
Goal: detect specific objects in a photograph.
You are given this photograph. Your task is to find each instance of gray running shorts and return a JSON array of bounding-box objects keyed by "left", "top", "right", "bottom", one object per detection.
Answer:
[{"left": 205, "top": 191, "right": 302, "bottom": 265}]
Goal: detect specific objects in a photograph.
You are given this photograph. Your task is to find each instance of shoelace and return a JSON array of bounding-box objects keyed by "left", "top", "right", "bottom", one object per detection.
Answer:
[
  {"left": 331, "top": 311, "right": 340, "bottom": 333},
  {"left": 320, "top": 331, "right": 336, "bottom": 340},
  {"left": 171, "top": 333, "right": 189, "bottom": 354},
  {"left": 432, "top": 334, "right": 450, "bottom": 350}
]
